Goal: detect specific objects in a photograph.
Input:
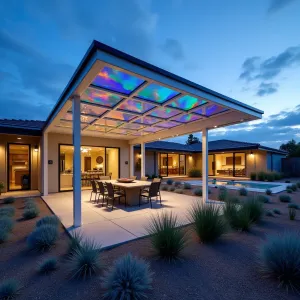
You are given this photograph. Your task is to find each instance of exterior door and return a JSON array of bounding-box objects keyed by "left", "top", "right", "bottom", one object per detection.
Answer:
[{"left": 8, "top": 144, "right": 31, "bottom": 191}]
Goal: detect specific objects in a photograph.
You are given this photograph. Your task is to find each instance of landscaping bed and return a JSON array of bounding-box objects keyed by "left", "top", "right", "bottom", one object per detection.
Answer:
[{"left": 1, "top": 194, "right": 300, "bottom": 299}]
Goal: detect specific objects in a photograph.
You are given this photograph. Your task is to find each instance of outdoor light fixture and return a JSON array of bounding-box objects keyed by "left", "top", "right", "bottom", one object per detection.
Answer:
[
  {"left": 250, "top": 151, "right": 254, "bottom": 156},
  {"left": 34, "top": 145, "right": 38, "bottom": 152},
  {"left": 17, "top": 137, "right": 21, "bottom": 140},
  {"left": 214, "top": 125, "right": 217, "bottom": 128}
]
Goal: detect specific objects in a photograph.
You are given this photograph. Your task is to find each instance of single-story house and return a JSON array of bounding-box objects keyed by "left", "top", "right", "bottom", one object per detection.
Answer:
[{"left": 0, "top": 40, "right": 267, "bottom": 226}]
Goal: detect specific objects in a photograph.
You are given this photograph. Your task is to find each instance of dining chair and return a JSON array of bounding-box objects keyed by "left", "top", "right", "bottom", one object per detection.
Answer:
[
  {"left": 105, "top": 182, "right": 123, "bottom": 211},
  {"left": 140, "top": 176, "right": 148, "bottom": 181},
  {"left": 90, "top": 180, "right": 100, "bottom": 202},
  {"left": 139, "top": 181, "right": 161, "bottom": 208},
  {"left": 96, "top": 181, "right": 108, "bottom": 206}
]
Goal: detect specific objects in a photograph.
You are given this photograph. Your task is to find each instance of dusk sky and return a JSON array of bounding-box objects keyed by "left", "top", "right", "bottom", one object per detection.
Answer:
[{"left": 0, "top": 0, "right": 299, "bottom": 148}]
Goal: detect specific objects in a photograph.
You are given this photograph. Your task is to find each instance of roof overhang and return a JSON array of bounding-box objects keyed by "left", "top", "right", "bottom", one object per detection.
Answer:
[{"left": 44, "top": 41, "right": 264, "bottom": 144}]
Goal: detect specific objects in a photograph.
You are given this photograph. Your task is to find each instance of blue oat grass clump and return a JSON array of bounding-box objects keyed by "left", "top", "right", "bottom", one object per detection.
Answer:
[
  {"left": 67, "top": 238, "right": 102, "bottom": 279},
  {"left": 146, "top": 212, "right": 187, "bottom": 261},
  {"left": 174, "top": 181, "right": 181, "bottom": 188},
  {"left": 0, "top": 278, "right": 21, "bottom": 299},
  {"left": 273, "top": 208, "right": 281, "bottom": 215},
  {"left": 0, "top": 206, "right": 15, "bottom": 217},
  {"left": 68, "top": 231, "right": 84, "bottom": 255},
  {"left": 279, "top": 195, "right": 291, "bottom": 203},
  {"left": 23, "top": 199, "right": 40, "bottom": 220},
  {"left": 38, "top": 257, "right": 58, "bottom": 274},
  {"left": 258, "top": 231, "right": 300, "bottom": 292},
  {"left": 183, "top": 182, "right": 192, "bottom": 189},
  {"left": 0, "top": 216, "right": 14, "bottom": 232},
  {"left": 166, "top": 179, "right": 173, "bottom": 185},
  {"left": 256, "top": 195, "right": 270, "bottom": 203},
  {"left": 36, "top": 215, "right": 60, "bottom": 228},
  {"left": 102, "top": 254, "right": 153, "bottom": 300},
  {"left": 265, "top": 188, "right": 272, "bottom": 196},
  {"left": 218, "top": 186, "right": 228, "bottom": 201},
  {"left": 3, "top": 197, "right": 15, "bottom": 204},
  {"left": 239, "top": 187, "right": 248, "bottom": 196},
  {"left": 27, "top": 224, "right": 59, "bottom": 252}
]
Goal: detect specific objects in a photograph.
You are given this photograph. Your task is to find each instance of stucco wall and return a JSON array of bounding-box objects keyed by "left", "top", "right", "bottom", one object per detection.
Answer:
[
  {"left": 0, "top": 134, "right": 41, "bottom": 193},
  {"left": 47, "top": 133, "right": 130, "bottom": 193}
]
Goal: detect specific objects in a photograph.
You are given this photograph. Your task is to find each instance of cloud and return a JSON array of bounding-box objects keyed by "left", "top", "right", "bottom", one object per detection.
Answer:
[
  {"left": 256, "top": 82, "right": 279, "bottom": 96},
  {"left": 268, "top": 0, "right": 297, "bottom": 14},
  {"left": 161, "top": 38, "right": 185, "bottom": 60}
]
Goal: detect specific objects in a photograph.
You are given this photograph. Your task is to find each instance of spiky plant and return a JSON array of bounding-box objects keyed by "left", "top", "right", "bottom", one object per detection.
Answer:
[
  {"left": 0, "top": 206, "right": 15, "bottom": 218},
  {"left": 67, "top": 239, "right": 101, "bottom": 280},
  {"left": 146, "top": 212, "right": 187, "bottom": 261},
  {"left": 27, "top": 224, "right": 59, "bottom": 252},
  {"left": 183, "top": 182, "right": 192, "bottom": 189},
  {"left": 243, "top": 197, "right": 264, "bottom": 223},
  {"left": 239, "top": 187, "right": 248, "bottom": 196},
  {"left": 188, "top": 202, "right": 226, "bottom": 243},
  {"left": 36, "top": 215, "right": 60, "bottom": 228},
  {"left": 218, "top": 186, "right": 228, "bottom": 201},
  {"left": 0, "top": 216, "right": 14, "bottom": 232},
  {"left": 193, "top": 188, "right": 202, "bottom": 196},
  {"left": 257, "top": 195, "right": 270, "bottom": 203},
  {"left": 67, "top": 230, "right": 84, "bottom": 255},
  {"left": 3, "top": 197, "right": 15, "bottom": 204},
  {"left": 0, "top": 227, "right": 9, "bottom": 243},
  {"left": 265, "top": 210, "right": 274, "bottom": 217},
  {"left": 279, "top": 195, "right": 291, "bottom": 203},
  {"left": 265, "top": 189, "right": 272, "bottom": 196},
  {"left": 273, "top": 208, "right": 281, "bottom": 215},
  {"left": 166, "top": 179, "right": 173, "bottom": 185},
  {"left": 38, "top": 257, "right": 58, "bottom": 274},
  {"left": 102, "top": 254, "right": 152, "bottom": 300},
  {"left": 23, "top": 206, "right": 40, "bottom": 220},
  {"left": 169, "top": 186, "right": 175, "bottom": 192},
  {"left": 174, "top": 181, "right": 181, "bottom": 188},
  {"left": 0, "top": 279, "right": 21, "bottom": 299},
  {"left": 258, "top": 232, "right": 300, "bottom": 292},
  {"left": 288, "top": 203, "right": 299, "bottom": 210}
]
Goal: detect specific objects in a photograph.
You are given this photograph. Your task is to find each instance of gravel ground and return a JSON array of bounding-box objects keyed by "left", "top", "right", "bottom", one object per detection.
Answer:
[{"left": 1, "top": 191, "right": 300, "bottom": 300}]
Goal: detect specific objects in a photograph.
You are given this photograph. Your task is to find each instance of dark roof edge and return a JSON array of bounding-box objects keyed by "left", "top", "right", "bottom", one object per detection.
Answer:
[
  {"left": 258, "top": 146, "right": 287, "bottom": 155},
  {"left": 0, "top": 126, "right": 42, "bottom": 136}
]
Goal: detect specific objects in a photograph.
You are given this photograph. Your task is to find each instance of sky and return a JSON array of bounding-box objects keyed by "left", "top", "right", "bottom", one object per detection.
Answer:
[{"left": 0, "top": 0, "right": 299, "bottom": 148}]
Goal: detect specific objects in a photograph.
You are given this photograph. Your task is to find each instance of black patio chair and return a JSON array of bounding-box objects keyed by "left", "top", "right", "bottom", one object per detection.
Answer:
[
  {"left": 90, "top": 180, "right": 100, "bottom": 202},
  {"left": 96, "top": 181, "right": 108, "bottom": 206},
  {"left": 139, "top": 181, "right": 161, "bottom": 208},
  {"left": 105, "top": 182, "right": 124, "bottom": 211}
]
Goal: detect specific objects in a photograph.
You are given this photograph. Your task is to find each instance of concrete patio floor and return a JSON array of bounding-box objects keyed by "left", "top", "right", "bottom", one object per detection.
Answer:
[{"left": 42, "top": 190, "right": 214, "bottom": 249}]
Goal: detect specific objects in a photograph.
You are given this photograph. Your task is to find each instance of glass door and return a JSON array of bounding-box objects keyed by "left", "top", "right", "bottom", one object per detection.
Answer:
[
  {"left": 233, "top": 153, "right": 246, "bottom": 177},
  {"left": 8, "top": 144, "right": 30, "bottom": 191},
  {"left": 179, "top": 154, "right": 186, "bottom": 175},
  {"left": 159, "top": 153, "right": 168, "bottom": 176}
]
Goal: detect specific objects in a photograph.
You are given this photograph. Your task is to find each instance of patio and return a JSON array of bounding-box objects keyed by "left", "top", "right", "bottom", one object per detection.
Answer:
[{"left": 42, "top": 190, "right": 212, "bottom": 249}]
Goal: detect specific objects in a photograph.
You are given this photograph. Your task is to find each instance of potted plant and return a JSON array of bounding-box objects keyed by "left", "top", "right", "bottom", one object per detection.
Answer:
[{"left": 0, "top": 181, "right": 4, "bottom": 195}]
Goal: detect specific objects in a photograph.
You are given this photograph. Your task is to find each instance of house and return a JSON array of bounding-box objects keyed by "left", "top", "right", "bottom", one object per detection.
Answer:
[
  {"left": 0, "top": 40, "right": 266, "bottom": 227},
  {"left": 133, "top": 140, "right": 286, "bottom": 178}
]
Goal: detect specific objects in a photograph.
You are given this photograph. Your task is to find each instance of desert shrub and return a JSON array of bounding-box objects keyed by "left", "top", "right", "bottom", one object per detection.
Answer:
[
  {"left": 258, "top": 231, "right": 300, "bottom": 291},
  {"left": 0, "top": 206, "right": 15, "bottom": 217},
  {"left": 273, "top": 208, "right": 281, "bottom": 215},
  {"left": 174, "top": 181, "right": 181, "bottom": 188},
  {"left": 182, "top": 182, "right": 191, "bottom": 189},
  {"left": 102, "top": 254, "right": 152, "bottom": 300},
  {"left": 23, "top": 206, "right": 40, "bottom": 220},
  {"left": 250, "top": 172, "right": 256, "bottom": 181},
  {"left": 169, "top": 186, "right": 175, "bottom": 192},
  {"left": 188, "top": 168, "right": 202, "bottom": 177},
  {"left": 188, "top": 202, "right": 226, "bottom": 243},
  {"left": 218, "top": 186, "right": 228, "bottom": 201},
  {"left": 279, "top": 195, "right": 291, "bottom": 203},
  {"left": 223, "top": 200, "right": 252, "bottom": 231},
  {"left": 265, "top": 189, "right": 272, "bottom": 196},
  {"left": 286, "top": 188, "right": 293, "bottom": 194},
  {"left": 0, "top": 227, "right": 9, "bottom": 243},
  {"left": 291, "top": 184, "right": 297, "bottom": 191},
  {"left": 146, "top": 212, "right": 187, "bottom": 261},
  {"left": 3, "top": 197, "right": 15, "bottom": 204},
  {"left": 68, "top": 231, "right": 83, "bottom": 255},
  {"left": 166, "top": 179, "right": 173, "bottom": 185},
  {"left": 38, "top": 257, "right": 58, "bottom": 274},
  {"left": 244, "top": 197, "right": 264, "bottom": 223},
  {"left": 257, "top": 171, "right": 266, "bottom": 181},
  {"left": 161, "top": 185, "right": 168, "bottom": 191},
  {"left": 24, "top": 198, "right": 37, "bottom": 209},
  {"left": 288, "top": 203, "right": 299, "bottom": 209},
  {"left": 265, "top": 210, "right": 274, "bottom": 217},
  {"left": 265, "top": 172, "right": 275, "bottom": 182},
  {"left": 36, "top": 215, "right": 60, "bottom": 228},
  {"left": 67, "top": 239, "right": 101, "bottom": 279},
  {"left": 0, "top": 279, "right": 21, "bottom": 300},
  {"left": 193, "top": 188, "right": 202, "bottom": 196},
  {"left": 289, "top": 208, "right": 296, "bottom": 220},
  {"left": 257, "top": 195, "right": 270, "bottom": 203},
  {"left": 239, "top": 187, "right": 248, "bottom": 196},
  {"left": 297, "top": 182, "right": 300, "bottom": 188},
  {"left": 174, "top": 189, "right": 183, "bottom": 194},
  {"left": 0, "top": 216, "right": 14, "bottom": 232},
  {"left": 27, "top": 224, "right": 59, "bottom": 252}
]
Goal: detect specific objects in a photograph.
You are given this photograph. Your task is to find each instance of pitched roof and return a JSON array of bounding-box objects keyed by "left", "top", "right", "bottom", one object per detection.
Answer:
[{"left": 0, "top": 119, "right": 45, "bottom": 136}]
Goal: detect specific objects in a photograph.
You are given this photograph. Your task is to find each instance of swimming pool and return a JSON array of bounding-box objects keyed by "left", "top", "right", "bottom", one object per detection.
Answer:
[{"left": 183, "top": 180, "right": 288, "bottom": 193}]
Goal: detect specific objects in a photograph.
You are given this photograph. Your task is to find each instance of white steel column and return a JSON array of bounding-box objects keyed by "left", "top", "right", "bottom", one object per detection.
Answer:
[
  {"left": 141, "top": 142, "right": 145, "bottom": 177},
  {"left": 42, "top": 132, "right": 48, "bottom": 196},
  {"left": 202, "top": 128, "right": 208, "bottom": 204},
  {"left": 73, "top": 95, "right": 82, "bottom": 227},
  {"left": 129, "top": 144, "right": 135, "bottom": 177}
]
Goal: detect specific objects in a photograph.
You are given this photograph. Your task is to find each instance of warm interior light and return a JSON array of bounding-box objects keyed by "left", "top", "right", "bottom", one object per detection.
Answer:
[
  {"left": 214, "top": 125, "right": 217, "bottom": 128},
  {"left": 250, "top": 151, "right": 254, "bottom": 156},
  {"left": 34, "top": 145, "right": 38, "bottom": 152},
  {"left": 17, "top": 137, "right": 22, "bottom": 140}
]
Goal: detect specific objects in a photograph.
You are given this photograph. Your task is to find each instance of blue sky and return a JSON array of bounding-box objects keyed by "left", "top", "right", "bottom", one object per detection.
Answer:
[{"left": 0, "top": 0, "right": 299, "bottom": 148}]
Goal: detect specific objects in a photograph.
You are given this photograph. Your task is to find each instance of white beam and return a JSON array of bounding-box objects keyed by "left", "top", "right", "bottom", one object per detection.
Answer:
[
  {"left": 42, "top": 132, "right": 48, "bottom": 196},
  {"left": 129, "top": 144, "right": 134, "bottom": 177},
  {"left": 202, "top": 128, "right": 208, "bottom": 204},
  {"left": 73, "top": 95, "right": 82, "bottom": 227},
  {"left": 141, "top": 142, "right": 145, "bottom": 177}
]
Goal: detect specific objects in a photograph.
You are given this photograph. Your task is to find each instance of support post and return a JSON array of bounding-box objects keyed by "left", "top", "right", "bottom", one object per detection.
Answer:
[
  {"left": 129, "top": 144, "right": 134, "bottom": 177},
  {"left": 202, "top": 128, "right": 208, "bottom": 204},
  {"left": 141, "top": 142, "right": 145, "bottom": 177},
  {"left": 73, "top": 95, "right": 81, "bottom": 227},
  {"left": 42, "top": 132, "right": 48, "bottom": 196}
]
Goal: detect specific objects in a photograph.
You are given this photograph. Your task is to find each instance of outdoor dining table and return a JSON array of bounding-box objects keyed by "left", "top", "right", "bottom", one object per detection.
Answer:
[{"left": 97, "top": 179, "right": 151, "bottom": 206}]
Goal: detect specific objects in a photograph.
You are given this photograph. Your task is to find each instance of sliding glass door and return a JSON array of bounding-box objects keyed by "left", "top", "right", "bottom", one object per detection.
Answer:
[
  {"left": 214, "top": 152, "right": 246, "bottom": 177},
  {"left": 59, "top": 144, "right": 120, "bottom": 191},
  {"left": 158, "top": 153, "right": 186, "bottom": 177}
]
